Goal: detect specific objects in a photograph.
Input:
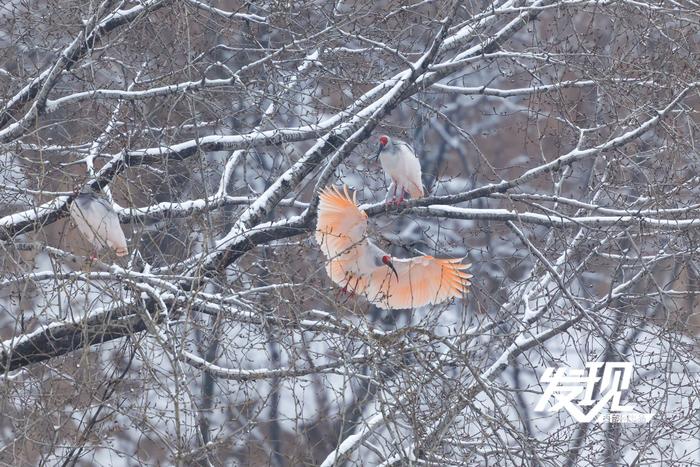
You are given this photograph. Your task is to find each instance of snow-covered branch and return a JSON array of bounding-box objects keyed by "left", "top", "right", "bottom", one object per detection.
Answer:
[
  {"left": 2, "top": 1, "right": 698, "bottom": 463},
  {"left": 0, "top": 0, "right": 170, "bottom": 133}
]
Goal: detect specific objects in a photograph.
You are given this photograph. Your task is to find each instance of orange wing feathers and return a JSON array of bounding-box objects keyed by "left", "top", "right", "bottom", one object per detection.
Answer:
[
  {"left": 315, "top": 185, "right": 368, "bottom": 259},
  {"left": 367, "top": 256, "right": 471, "bottom": 309},
  {"left": 316, "top": 184, "right": 471, "bottom": 309}
]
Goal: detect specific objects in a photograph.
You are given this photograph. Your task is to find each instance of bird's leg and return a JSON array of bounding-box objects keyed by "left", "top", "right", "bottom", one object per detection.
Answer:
[
  {"left": 84, "top": 249, "right": 98, "bottom": 268},
  {"left": 387, "top": 182, "right": 398, "bottom": 207},
  {"left": 336, "top": 274, "right": 353, "bottom": 299},
  {"left": 391, "top": 187, "right": 405, "bottom": 206},
  {"left": 348, "top": 277, "right": 361, "bottom": 298},
  {"left": 386, "top": 182, "right": 400, "bottom": 207},
  {"left": 384, "top": 181, "right": 396, "bottom": 207}
]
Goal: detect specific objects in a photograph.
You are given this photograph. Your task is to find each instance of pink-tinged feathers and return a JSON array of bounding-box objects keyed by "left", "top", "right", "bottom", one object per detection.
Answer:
[
  {"left": 315, "top": 185, "right": 368, "bottom": 259},
  {"left": 405, "top": 181, "right": 424, "bottom": 199},
  {"left": 70, "top": 193, "right": 128, "bottom": 257},
  {"left": 316, "top": 184, "right": 471, "bottom": 309},
  {"left": 114, "top": 246, "right": 128, "bottom": 257},
  {"left": 366, "top": 256, "right": 472, "bottom": 309}
]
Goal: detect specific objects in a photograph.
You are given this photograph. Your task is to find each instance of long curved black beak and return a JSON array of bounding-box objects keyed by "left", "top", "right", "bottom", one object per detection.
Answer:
[
  {"left": 386, "top": 260, "right": 398, "bottom": 281},
  {"left": 375, "top": 144, "right": 385, "bottom": 159}
]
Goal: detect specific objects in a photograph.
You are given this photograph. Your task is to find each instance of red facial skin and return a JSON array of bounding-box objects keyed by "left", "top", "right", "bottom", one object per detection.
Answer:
[
  {"left": 381, "top": 255, "right": 399, "bottom": 280},
  {"left": 379, "top": 135, "right": 389, "bottom": 146}
]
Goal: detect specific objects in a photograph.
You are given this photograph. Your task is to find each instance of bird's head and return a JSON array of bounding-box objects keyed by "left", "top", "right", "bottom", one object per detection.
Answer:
[
  {"left": 381, "top": 255, "right": 399, "bottom": 280},
  {"left": 74, "top": 183, "right": 103, "bottom": 197},
  {"left": 375, "top": 134, "right": 390, "bottom": 158}
]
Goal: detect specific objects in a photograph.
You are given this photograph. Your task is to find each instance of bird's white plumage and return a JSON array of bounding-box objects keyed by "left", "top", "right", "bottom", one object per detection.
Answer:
[
  {"left": 378, "top": 136, "right": 424, "bottom": 200},
  {"left": 316, "top": 185, "right": 470, "bottom": 309},
  {"left": 70, "top": 192, "right": 128, "bottom": 257}
]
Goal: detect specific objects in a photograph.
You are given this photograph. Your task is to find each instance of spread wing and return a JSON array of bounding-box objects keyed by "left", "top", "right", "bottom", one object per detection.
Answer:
[
  {"left": 315, "top": 185, "right": 368, "bottom": 259},
  {"left": 365, "top": 256, "right": 471, "bottom": 309}
]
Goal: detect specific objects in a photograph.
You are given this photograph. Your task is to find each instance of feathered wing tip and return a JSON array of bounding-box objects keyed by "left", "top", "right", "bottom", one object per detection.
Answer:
[
  {"left": 436, "top": 258, "right": 472, "bottom": 296},
  {"left": 106, "top": 208, "right": 129, "bottom": 257},
  {"left": 367, "top": 256, "right": 472, "bottom": 309},
  {"left": 407, "top": 182, "right": 424, "bottom": 199},
  {"left": 315, "top": 185, "right": 368, "bottom": 258},
  {"left": 318, "top": 185, "right": 357, "bottom": 211}
]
